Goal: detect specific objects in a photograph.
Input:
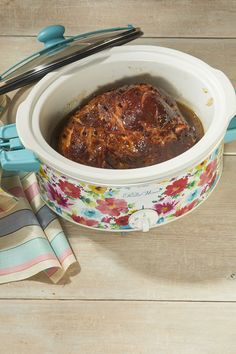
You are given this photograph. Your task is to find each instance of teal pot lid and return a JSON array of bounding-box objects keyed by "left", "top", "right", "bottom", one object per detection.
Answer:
[{"left": 0, "top": 24, "right": 143, "bottom": 94}]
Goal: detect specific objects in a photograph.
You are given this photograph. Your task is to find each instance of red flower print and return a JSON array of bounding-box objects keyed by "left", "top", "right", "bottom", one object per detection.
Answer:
[
  {"left": 175, "top": 200, "right": 197, "bottom": 217},
  {"left": 165, "top": 177, "right": 188, "bottom": 196},
  {"left": 96, "top": 198, "right": 128, "bottom": 217},
  {"left": 101, "top": 216, "right": 113, "bottom": 223},
  {"left": 114, "top": 215, "right": 130, "bottom": 226},
  {"left": 154, "top": 201, "right": 176, "bottom": 215},
  {"left": 200, "top": 185, "right": 208, "bottom": 196},
  {"left": 198, "top": 160, "right": 217, "bottom": 186},
  {"left": 47, "top": 184, "right": 70, "bottom": 207},
  {"left": 71, "top": 214, "right": 98, "bottom": 227},
  {"left": 208, "top": 172, "right": 217, "bottom": 188},
  {"left": 58, "top": 180, "right": 81, "bottom": 198}
]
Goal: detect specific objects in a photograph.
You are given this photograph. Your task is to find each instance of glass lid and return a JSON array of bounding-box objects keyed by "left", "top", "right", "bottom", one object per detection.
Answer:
[{"left": 0, "top": 25, "right": 143, "bottom": 94}]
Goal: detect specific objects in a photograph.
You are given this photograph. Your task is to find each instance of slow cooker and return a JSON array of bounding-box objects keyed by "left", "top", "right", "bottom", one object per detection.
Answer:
[{"left": 0, "top": 25, "right": 236, "bottom": 232}]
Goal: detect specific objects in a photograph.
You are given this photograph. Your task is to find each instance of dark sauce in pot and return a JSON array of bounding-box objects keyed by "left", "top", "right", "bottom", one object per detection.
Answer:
[{"left": 177, "top": 101, "right": 204, "bottom": 142}]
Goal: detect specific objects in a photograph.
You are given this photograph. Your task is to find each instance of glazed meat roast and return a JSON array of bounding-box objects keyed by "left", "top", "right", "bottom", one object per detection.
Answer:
[{"left": 57, "top": 84, "right": 200, "bottom": 169}]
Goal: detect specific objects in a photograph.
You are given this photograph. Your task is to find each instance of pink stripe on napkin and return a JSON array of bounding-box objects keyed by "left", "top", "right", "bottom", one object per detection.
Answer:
[
  {"left": 24, "top": 181, "right": 40, "bottom": 202},
  {"left": 0, "top": 172, "right": 78, "bottom": 284},
  {"left": 58, "top": 248, "right": 74, "bottom": 263},
  {"left": 8, "top": 186, "right": 25, "bottom": 198},
  {"left": 0, "top": 253, "right": 57, "bottom": 276}
]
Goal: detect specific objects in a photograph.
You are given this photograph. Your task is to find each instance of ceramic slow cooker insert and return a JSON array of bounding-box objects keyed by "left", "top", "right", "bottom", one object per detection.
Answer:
[{"left": 1, "top": 26, "right": 236, "bottom": 232}]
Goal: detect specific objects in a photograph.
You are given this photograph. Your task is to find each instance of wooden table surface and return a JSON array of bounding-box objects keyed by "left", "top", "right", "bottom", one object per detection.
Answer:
[{"left": 0, "top": 1, "right": 236, "bottom": 353}]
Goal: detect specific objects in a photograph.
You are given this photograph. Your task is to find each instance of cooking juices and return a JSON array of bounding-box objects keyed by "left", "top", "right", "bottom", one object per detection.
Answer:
[{"left": 177, "top": 101, "right": 204, "bottom": 142}]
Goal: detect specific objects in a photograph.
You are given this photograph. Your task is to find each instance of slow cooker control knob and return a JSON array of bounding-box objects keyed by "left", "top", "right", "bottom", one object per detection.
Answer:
[{"left": 128, "top": 209, "right": 159, "bottom": 232}]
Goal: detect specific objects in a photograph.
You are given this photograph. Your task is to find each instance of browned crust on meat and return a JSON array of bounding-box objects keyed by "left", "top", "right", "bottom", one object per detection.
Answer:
[{"left": 57, "top": 84, "right": 199, "bottom": 169}]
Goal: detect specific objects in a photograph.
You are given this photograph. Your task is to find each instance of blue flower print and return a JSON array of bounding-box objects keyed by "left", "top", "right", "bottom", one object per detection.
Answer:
[
  {"left": 187, "top": 188, "right": 201, "bottom": 203},
  {"left": 81, "top": 208, "right": 102, "bottom": 219},
  {"left": 55, "top": 206, "right": 62, "bottom": 214},
  {"left": 104, "top": 190, "right": 114, "bottom": 198},
  {"left": 157, "top": 217, "right": 165, "bottom": 224}
]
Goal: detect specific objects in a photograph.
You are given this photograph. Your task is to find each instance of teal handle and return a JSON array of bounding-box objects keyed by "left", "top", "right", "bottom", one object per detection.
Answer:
[
  {"left": 224, "top": 115, "right": 236, "bottom": 143},
  {"left": 37, "top": 24, "right": 135, "bottom": 50},
  {"left": 0, "top": 123, "right": 40, "bottom": 172},
  {"left": 0, "top": 149, "right": 40, "bottom": 172},
  {"left": 0, "top": 124, "right": 18, "bottom": 139},
  {"left": 37, "top": 25, "right": 66, "bottom": 48}
]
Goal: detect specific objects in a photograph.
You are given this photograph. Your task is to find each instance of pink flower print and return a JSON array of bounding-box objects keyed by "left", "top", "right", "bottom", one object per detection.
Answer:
[
  {"left": 199, "top": 160, "right": 217, "bottom": 186},
  {"left": 71, "top": 214, "right": 98, "bottom": 227},
  {"left": 175, "top": 200, "right": 197, "bottom": 217},
  {"left": 96, "top": 198, "right": 128, "bottom": 216},
  {"left": 58, "top": 180, "right": 81, "bottom": 198},
  {"left": 47, "top": 184, "right": 70, "bottom": 207},
  {"left": 208, "top": 172, "right": 217, "bottom": 189},
  {"left": 101, "top": 216, "right": 113, "bottom": 223}
]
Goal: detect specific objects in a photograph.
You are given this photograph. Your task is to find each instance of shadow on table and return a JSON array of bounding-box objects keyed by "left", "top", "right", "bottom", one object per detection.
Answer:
[
  {"left": 27, "top": 262, "right": 81, "bottom": 285},
  {"left": 74, "top": 182, "right": 236, "bottom": 284}
]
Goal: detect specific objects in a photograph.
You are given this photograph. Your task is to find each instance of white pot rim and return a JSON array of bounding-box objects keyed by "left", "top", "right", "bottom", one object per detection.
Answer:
[{"left": 16, "top": 45, "right": 236, "bottom": 186}]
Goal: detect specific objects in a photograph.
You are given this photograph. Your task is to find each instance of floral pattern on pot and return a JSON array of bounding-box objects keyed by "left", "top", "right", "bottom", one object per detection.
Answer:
[{"left": 37, "top": 144, "right": 223, "bottom": 231}]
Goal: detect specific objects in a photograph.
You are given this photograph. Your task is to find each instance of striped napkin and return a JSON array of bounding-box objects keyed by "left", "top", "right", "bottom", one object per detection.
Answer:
[{"left": 0, "top": 168, "right": 77, "bottom": 284}]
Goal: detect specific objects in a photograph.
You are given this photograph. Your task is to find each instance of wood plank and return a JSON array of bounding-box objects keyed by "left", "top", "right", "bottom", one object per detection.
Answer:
[
  {"left": 0, "top": 300, "right": 236, "bottom": 354},
  {"left": 0, "top": 36, "right": 235, "bottom": 152},
  {"left": 0, "top": 0, "right": 236, "bottom": 38},
  {"left": 1, "top": 156, "right": 236, "bottom": 301}
]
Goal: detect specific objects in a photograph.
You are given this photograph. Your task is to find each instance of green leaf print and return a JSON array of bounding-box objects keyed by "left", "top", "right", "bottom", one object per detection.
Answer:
[
  {"left": 187, "top": 181, "right": 196, "bottom": 188},
  {"left": 128, "top": 203, "right": 135, "bottom": 208}
]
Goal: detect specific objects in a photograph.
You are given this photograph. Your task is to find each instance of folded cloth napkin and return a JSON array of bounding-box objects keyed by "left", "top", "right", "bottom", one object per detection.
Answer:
[
  {"left": 0, "top": 113, "right": 77, "bottom": 284},
  {"left": 0, "top": 167, "right": 77, "bottom": 284}
]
